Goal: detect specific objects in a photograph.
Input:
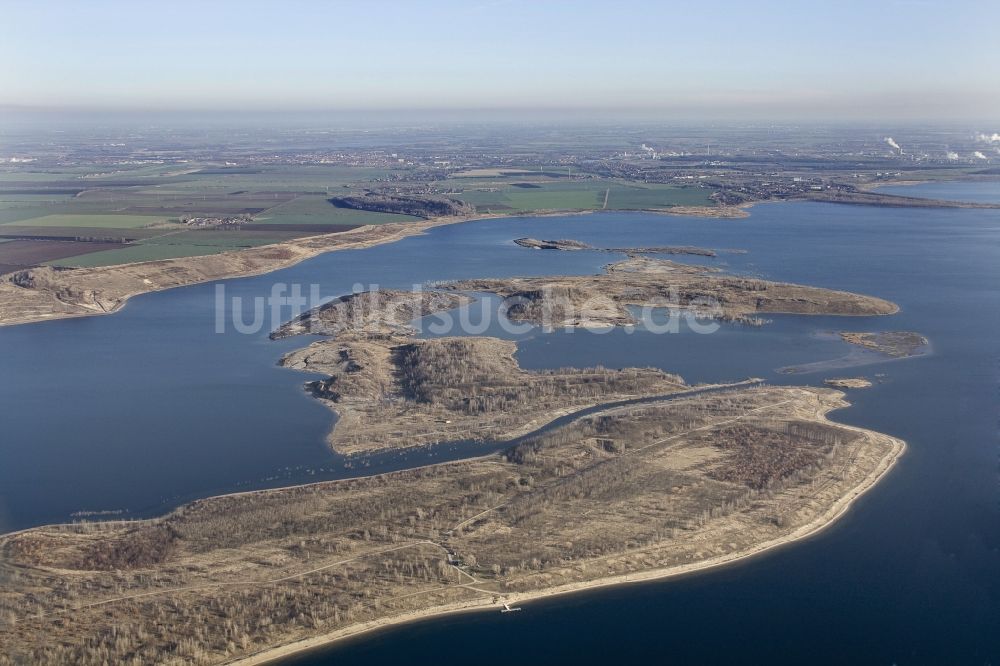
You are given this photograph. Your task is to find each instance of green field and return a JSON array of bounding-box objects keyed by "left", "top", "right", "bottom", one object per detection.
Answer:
[
  {"left": 0, "top": 164, "right": 422, "bottom": 268},
  {"left": 129, "top": 165, "right": 402, "bottom": 194},
  {"left": 0, "top": 164, "right": 717, "bottom": 270},
  {"left": 45, "top": 228, "right": 312, "bottom": 268},
  {"left": 0, "top": 193, "right": 78, "bottom": 206},
  {"left": 139, "top": 229, "right": 303, "bottom": 248},
  {"left": 48, "top": 243, "right": 225, "bottom": 268},
  {"left": 605, "top": 183, "right": 715, "bottom": 208},
  {"left": 0, "top": 165, "right": 713, "bottom": 269},
  {"left": 0, "top": 169, "right": 89, "bottom": 182},
  {"left": 0, "top": 225, "right": 170, "bottom": 240},
  {"left": 456, "top": 181, "right": 600, "bottom": 211},
  {"left": 455, "top": 179, "right": 715, "bottom": 212},
  {"left": 4, "top": 214, "right": 176, "bottom": 228},
  {"left": 253, "top": 194, "right": 418, "bottom": 225}
]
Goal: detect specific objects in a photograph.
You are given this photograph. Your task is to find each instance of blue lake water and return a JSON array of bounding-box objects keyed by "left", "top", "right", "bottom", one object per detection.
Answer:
[
  {"left": 877, "top": 180, "right": 1000, "bottom": 204},
  {"left": 1, "top": 183, "right": 999, "bottom": 663}
]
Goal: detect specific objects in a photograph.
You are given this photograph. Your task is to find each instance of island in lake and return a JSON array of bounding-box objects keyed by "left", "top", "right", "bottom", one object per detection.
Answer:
[
  {"left": 513, "top": 237, "right": 717, "bottom": 256},
  {"left": 824, "top": 377, "right": 874, "bottom": 389},
  {"left": 0, "top": 250, "right": 907, "bottom": 665},
  {"left": 779, "top": 330, "right": 930, "bottom": 375},
  {"left": 445, "top": 254, "right": 897, "bottom": 329}
]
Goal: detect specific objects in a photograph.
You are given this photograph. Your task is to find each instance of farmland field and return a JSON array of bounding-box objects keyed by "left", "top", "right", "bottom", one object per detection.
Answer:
[
  {"left": 0, "top": 225, "right": 175, "bottom": 241},
  {"left": 0, "top": 165, "right": 418, "bottom": 268},
  {"left": 454, "top": 179, "right": 716, "bottom": 212},
  {"left": 48, "top": 243, "right": 226, "bottom": 267},
  {"left": 448, "top": 168, "right": 540, "bottom": 178},
  {"left": 0, "top": 193, "right": 78, "bottom": 206},
  {"left": 0, "top": 239, "right": 127, "bottom": 273},
  {"left": 0, "top": 166, "right": 716, "bottom": 271},
  {"left": 3, "top": 214, "right": 176, "bottom": 228},
  {"left": 605, "top": 183, "right": 715, "bottom": 208},
  {"left": 0, "top": 170, "right": 90, "bottom": 183},
  {"left": 456, "top": 181, "right": 601, "bottom": 211},
  {"left": 253, "top": 194, "right": 418, "bottom": 225},
  {"left": 45, "top": 226, "right": 336, "bottom": 268},
  {"left": 0, "top": 165, "right": 705, "bottom": 271},
  {"left": 157, "top": 165, "right": 403, "bottom": 192},
  {"left": 139, "top": 229, "right": 307, "bottom": 248}
]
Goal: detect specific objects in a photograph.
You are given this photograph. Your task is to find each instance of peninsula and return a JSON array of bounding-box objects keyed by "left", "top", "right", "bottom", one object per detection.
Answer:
[
  {"left": 281, "top": 333, "right": 686, "bottom": 454},
  {"left": 270, "top": 289, "right": 472, "bottom": 340},
  {"left": 445, "top": 255, "right": 898, "bottom": 329},
  {"left": 0, "top": 385, "right": 903, "bottom": 665},
  {"left": 0, "top": 217, "right": 471, "bottom": 328},
  {"left": 272, "top": 258, "right": 898, "bottom": 456}
]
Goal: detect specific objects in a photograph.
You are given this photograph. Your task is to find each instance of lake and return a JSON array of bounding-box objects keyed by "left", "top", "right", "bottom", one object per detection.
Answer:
[{"left": 1, "top": 183, "right": 999, "bottom": 663}]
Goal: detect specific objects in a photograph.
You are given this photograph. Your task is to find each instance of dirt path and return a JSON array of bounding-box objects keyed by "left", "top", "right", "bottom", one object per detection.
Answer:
[
  {"left": 450, "top": 392, "right": 790, "bottom": 533},
  {"left": 230, "top": 413, "right": 904, "bottom": 666},
  {"left": 31, "top": 540, "right": 449, "bottom": 618}
]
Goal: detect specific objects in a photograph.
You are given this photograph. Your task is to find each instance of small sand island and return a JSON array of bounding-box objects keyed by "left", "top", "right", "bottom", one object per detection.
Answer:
[
  {"left": 514, "top": 237, "right": 717, "bottom": 256},
  {"left": 824, "top": 377, "right": 874, "bottom": 389},
  {"left": 514, "top": 237, "right": 595, "bottom": 251},
  {"left": 840, "top": 331, "right": 929, "bottom": 357},
  {"left": 446, "top": 255, "right": 898, "bottom": 329},
  {"left": 779, "top": 330, "right": 929, "bottom": 375}
]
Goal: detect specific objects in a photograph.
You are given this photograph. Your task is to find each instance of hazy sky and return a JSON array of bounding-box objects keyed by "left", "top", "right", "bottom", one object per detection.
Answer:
[{"left": 2, "top": 0, "right": 998, "bottom": 120}]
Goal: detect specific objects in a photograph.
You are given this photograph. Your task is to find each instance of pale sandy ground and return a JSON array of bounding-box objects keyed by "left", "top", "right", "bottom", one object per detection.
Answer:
[
  {"left": 228, "top": 421, "right": 905, "bottom": 666},
  {"left": 824, "top": 377, "right": 874, "bottom": 389}
]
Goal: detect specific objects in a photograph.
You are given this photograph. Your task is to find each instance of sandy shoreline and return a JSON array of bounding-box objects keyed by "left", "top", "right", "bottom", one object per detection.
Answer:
[
  {"left": 0, "top": 382, "right": 740, "bottom": 540},
  {"left": 0, "top": 206, "right": 743, "bottom": 328},
  {"left": 0, "top": 215, "right": 468, "bottom": 328},
  {"left": 228, "top": 425, "right": 905, "bottom": 666},
  {"left": 0, "top": 385, "right": 904, "bottom": 664}
]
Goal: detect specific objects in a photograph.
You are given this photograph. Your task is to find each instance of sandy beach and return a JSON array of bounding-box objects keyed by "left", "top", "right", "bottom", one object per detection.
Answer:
[{"left": 228, "top": 423, "right": 905, "bottom": 666}]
